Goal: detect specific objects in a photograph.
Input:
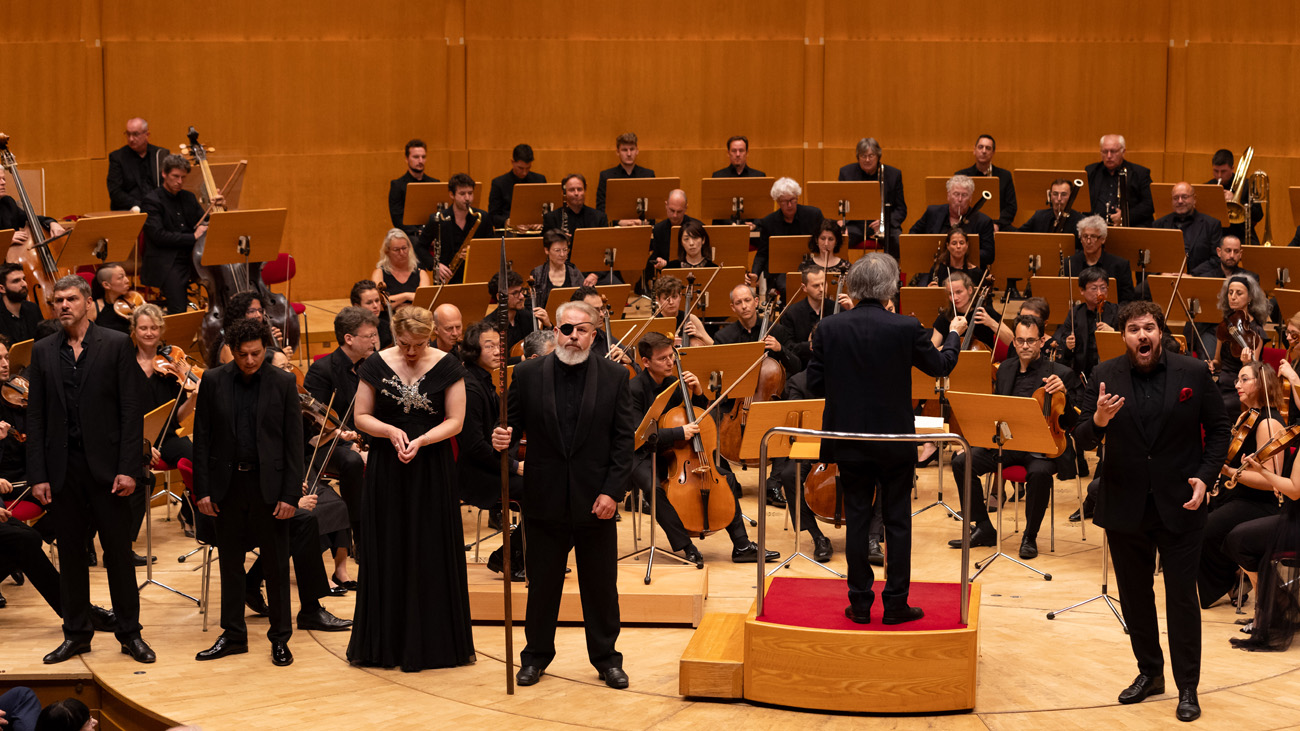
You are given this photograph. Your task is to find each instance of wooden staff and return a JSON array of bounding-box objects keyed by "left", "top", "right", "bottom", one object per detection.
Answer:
[{"left": 495, "top": 232, "right": 515, "bottom": 694}]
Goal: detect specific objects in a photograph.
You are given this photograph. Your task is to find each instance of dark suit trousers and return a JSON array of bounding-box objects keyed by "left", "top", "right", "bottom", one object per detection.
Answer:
[
  {"left": 53, "top": 449, "right": 141, "bottom": 643},
  {"left": 0, "top": 520, "right": 62, "bottom": 614},
  {"left": 159, "top": 256, "right": 192, "bottom": 315},
  {"left": 951, "top": 448, "right": 1054, "bottom": 537},
  {"left": 522, "top": 516, "right": 622, "bottom": 671},
  {"left": 246, "top": 508, "right": 330, "bottom": 609},
  {"left": 1107, "top": 495, "right": 1204, "bottom": 690},
  {"left": 773, "top": 458, "right": 825, "bottom": 538},
  {"left": 215, "top": 470, "right": 292, "bottom": 644},
  {"left": 840, "top": 454, "right": 913, "bottom": 611},
  {"left": 313, "top": 445, "right": 364, "bottom": 545},
  {"left": 631, "top": 456, "right": 751, "bottom": 551}
]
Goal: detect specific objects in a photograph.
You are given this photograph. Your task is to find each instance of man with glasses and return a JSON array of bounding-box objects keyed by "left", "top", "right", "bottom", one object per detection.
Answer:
[
  {"left": 947, "top": 313, "right": 1080, "bottom": 558},
  {"left": 1018, "top": 179, "right": 1086, "bottom": 246},
  {"left": 909, "top": 174, "right": 998, "bottom": 266},
  {"left": 1154, "top": 182, "right": 1223, "bottom": 274},
  {"left": 1086, "top": 134, "right": 1154, "bottom": 228},
  {"left": 492, "top": 301, "right": 636, "bottom": 690},
  {"left": 1067, "top": 215, "right": 1136, "bottom": 303},
  {"left": 107, "top": 117, "right": 170, "bottom": 212},
  {"left": 1054, "top": 266, "right": 1119, "bottom": 380},
  {"left": 838, "top": 137, "right": 906, "bottom": 253}
]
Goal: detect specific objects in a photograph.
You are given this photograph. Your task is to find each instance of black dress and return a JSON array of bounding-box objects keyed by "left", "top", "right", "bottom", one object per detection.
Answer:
[
  {"left": 382, "top": 268, "right": 421, "bottom": 301},
  {"left": 346, "top": 353, "right": 474, "bottom": 671}
]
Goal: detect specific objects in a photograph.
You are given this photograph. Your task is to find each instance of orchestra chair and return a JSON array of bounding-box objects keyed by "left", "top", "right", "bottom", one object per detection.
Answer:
[
  {"left": 993, "top": 465, "right": 1055, "bottom": 553},
  {"left": 150, "top": 457, "right": 189, "bottom": 524},
  {"left": 176, "top": 460, "right": 218, "bottom": 630},
  {"left": 262, "top": 253, "right": 310, "bottom": 362}
]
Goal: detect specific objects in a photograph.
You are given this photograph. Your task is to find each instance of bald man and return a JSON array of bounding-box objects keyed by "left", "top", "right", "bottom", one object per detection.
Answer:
[
  {"left": 1084, "top": 134, "right": 1153, "bottom": 227},
  {"left": 646, "top": 189, "right": 701, "bottom": 286},
  {"left": 432, "top": 303, "right": 463, "bottom": 357},
  {"left": 107, "top": 117, "right": 170, "bottom": 212},
  {"left": 1153, "top": 181, "right": 1223, "bottom": 273}
]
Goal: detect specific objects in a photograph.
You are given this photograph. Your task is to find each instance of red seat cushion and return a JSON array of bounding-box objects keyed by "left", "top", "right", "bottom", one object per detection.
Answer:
[
  {"left": 291, "top": 302, "right": 306, "bottom": 315},
  {"left": 5, "top": 500, "right": 43, "bottom": 522},
  {"left": 1002, "top": 466, "right": 1028, "bottom": 482}
]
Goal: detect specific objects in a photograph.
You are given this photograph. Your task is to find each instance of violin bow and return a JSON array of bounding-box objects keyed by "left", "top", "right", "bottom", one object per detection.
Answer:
[
  {"left": 308, "top": 391, "right": 358, "bottom": 497},
  {"left": 673, "top": 266, "right": 722, "bottom": 338},
  {"left": 6, "top": 482, "right": 32, "bottom": 506},
  {"left": 304, "top": 389, "right": 339, "bottom": 494},
  {"left": 607, "top": 300, "right": 664, "bottom": 361},
  {"left": 690, "top": 287, "right": 802, "bottom": 426}
]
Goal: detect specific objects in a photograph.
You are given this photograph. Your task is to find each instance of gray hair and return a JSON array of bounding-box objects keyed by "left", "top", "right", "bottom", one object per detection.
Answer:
[
  {"left": 845, "top": 252, "right": 898, "bottom": 303},
  {"left": 1100, "top": 134, "right": 1126, "bottom": 149},
  {"left": 855, "top": 137, "right": 882, "bottom": 158},
  {"left": 522, "top": 329, "right": 556, "bottom": 358},
  {"left": 161, "top": 154, "right": 190, "bottom": 175},
  {"left": 53, "top": 274, "right": 91, "bottom": 299},
  {"left": 1218, "top": 274, "right": 1269, "bottom": 325},
  {"left": 556, "top": 300, "right": 600, "bottom": 325},
  {"left": 945, "top": 174, "right": 975, "bottom": 196},
  {"left": 1077, "top": 214, "right": 1108, "bottom": 240},
  {"left": 770, "top": 177, "right": 802, "bottom": 201}
]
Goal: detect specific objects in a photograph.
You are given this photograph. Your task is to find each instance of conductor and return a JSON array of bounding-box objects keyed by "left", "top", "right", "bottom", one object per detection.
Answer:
[{"left": 806, "top": 253, "right": 964, "bottom": 625}]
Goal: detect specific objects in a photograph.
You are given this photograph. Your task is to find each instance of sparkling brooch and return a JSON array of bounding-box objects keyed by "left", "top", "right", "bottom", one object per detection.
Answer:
[{"left": 380, "top": 375, "right": 434, "bottom": 414}]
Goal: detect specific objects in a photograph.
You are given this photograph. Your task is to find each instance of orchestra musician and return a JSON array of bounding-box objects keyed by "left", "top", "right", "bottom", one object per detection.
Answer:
[
  {"left": 713, "top": 135, "right": 765, "bottom": 179},
  {"left": 92, "top": 263, "right": 135, "bottom": 335},
  {"left": 802, "top": 220, "right": 849, "bottom": 276},
  {"left": 571, "top": 287, "right": 633, "bottom": 366},
  {"left": 646, "top": 189, "right": 700, "bottom": 282},
  {"left": 667, "top": 220, "right": 716, "bottom": 269},
  {"left": 488, "top": 270, "right": 534, "bottom": 353},
  {"left": 489, "top": 143, "right": 546, "bottom": 233},
  {"left": 140, "top": 154, "right": 221, "bottom": 315},
  {"left": 0, "top": 263, "right": 43, "bottom": 345},
  {"left": 1019, "top": 178, "right": 1086, "bottom": 246},
  {"left": 954, "top": 134, "right": 1017, "bottom": 232},
  {"left": 541, "top": 173, "right": 608, "bottom": 234},
  {"left": 913, "top": 228, "right": 982, "bottom": 288},
  {"left": 1190, "top": 235, "right": 1254, "bottom": 280},
  {"left": 652, "top": 276, "right": 712, "bottom": 347},
  {"left": 530, "top": 230, "right": 596, "bottom": 314},
  {"left": 929, "top": 272, "right": 1010, "bottom": 351},
  {"left": 107, "top": 117, "right": 169, "bottom": 212},
  {"left": 782, "top": 265, "right": 852, "bottom": 371},
  {"left": 1209, "top": 275, "right": 1268, "bottom": 414},
  {"left": 1153, "top": 182, "right": 1223, "bottom": 274},
  {"left": 0, "top": 168, "right": 64, "bottom": 246},
  {"left": 414, "top": 173, "right": 491, "bottom": 283},
  {"left": 1074, "top": 300, "right": 1229, "bottom": 723},
  {"left": 909, "top": 174, "right": 997, "bottom": 266},
  {"left": 432, "top": 303, "right": 464, "bottom": 357},
  {"left": 752, "top": 178, "right": 824, "bottom": 290},
  {"left": 838, "top": 137, "right": 906, "bottom": 252},
  {"left": 214, "top": 291, "right": 290, "bottom": 365},
  {"left": 1052, "top": 266, "right": 1118, "bottom": 380},
  {"left": 1208, "top": 149, "right": 1261, "bottom": 245},
  {"left": 351, "top": 279, "right": 393, "bottom": 350},
  {"left": 596, "top": 132, "right": 655, "bottom": 225},
  {"left": 370, "top": 229, "right": 430, "bottom": 310},
  {"left": 1086, "top": 135, "right": 1154, "bottom": 227},
  {"left": 388, "top": 139, "right": 437, "bottom": 239},
  {"left": 1068, "top": 215, "right": 1137, "bottom": 304},
  {"left": 946, "top": 313, "right": 1080, "bottom": 559}
]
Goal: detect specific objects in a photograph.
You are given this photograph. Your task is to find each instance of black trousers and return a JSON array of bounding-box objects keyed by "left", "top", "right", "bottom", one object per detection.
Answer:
[
  {"left": 1107, "top": 495, "right": 1204, "bottom": 691},
  {"left": 158, "top": 257, "right": 192, "bottom": 315},
  {"left": 312, "top": 445, "right": 364, "bottom": 546},
  {"left": 52, "top": 449, "right": 141, "bottom": 643},
  {"left": 772, "top": 458, "right": 825, "bottom": 538},
  {"left": 951, "top": 447, "right": 1055, "bottom": 538},
  {"left": 630, "top": 456, "right": 749, "bottom": 552},
  {"left": 246, "top": 508, "right": 330, "bottom": 610},
  {"left": 521, "top": 516, "right": 621, "bottom": 671},
  {"left": 1223, "top": 515, "right": 1284, "bottom": 573},
  {"left": 214, "top": 471, "right": 292, "bottom": 644},
  {"left": 1198, "top": 496, "right": 1278, "bottom": 605},
  {"left": 0, "top": 519, "right": 62, "bottom": 614},
  {"left": 839, "top": 452, "right": 913, "bottom": 612}
]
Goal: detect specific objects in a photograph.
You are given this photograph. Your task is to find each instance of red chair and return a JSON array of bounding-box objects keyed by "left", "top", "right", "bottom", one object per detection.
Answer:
[
  {"left": 1262, "top": 346, "right": 1285, "bottom": 371},
  {"left": 995, "top": 465, "right": 1055, "bottom": 552},
  {"left": 261, "top": 253, "right": 310, "bottom": 361},
  {"left": 175, "top": 459, "right": 218, "bottom": 630},
  {"left": 3, "top": 497, "right": 42, "bottom": 523}
]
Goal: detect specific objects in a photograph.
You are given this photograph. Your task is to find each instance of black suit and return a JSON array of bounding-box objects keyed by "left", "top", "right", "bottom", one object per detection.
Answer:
[
  {"left": 1068, "top": 250, "right": 1136, "bottom": 303},
  {"left": 909, "top": 204, "right": 997, "bottom": 266},
  {"left": 193, "top": 361, "right": 305, "bottom": 645},
  {"left": 955, "top": 164, "right": 1018, "bottom": 231},
  {"left": 388, "top": 171, "right": 440, "bottom": 239},
  {"left": 1074, "top": 351, "right": 1229, "bottom": 692},
  {"left": 140, "top": 186, "right": 205, "bottom": 314},
  {"left": 414, "top": 206, "right": 490, "bottom": 276},
  {"left": 1085, "top": 160, "right": 1154, "bottom": 227},
  {"left": 1153, "top": 210, "right": 1223, "bottom": 273},
  {"left": 506, "top": 352, "right": 635, "bottom": 672},
  {"left": 754, "top": 205, "right": 824, "bottom": 280},
  {"left": 27, "top": 323, "right": 144, "bottom": 644},
  {"left": 807, "top": 301, "right": 960, "bottom": 613},
  {"left": 106, "top": 143, "right": 169, "bottom": 211},
  {"left": 838, "top": 163, "right": 906, "bottom": 253},
  {"left": 1019, "top": 207, "right": 1085, "bottom": 248}
]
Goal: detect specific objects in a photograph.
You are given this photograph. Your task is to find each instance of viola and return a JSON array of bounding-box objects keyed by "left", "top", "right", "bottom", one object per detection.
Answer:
[
  {"left": 1213, "top": 408, "right": 1260, "bottom": 495},
  {"left": 113, "top": 290, "right": 146, "bottom": 319},
  {"left": 2, "top": 376, "right": 29, "bottom": 408},
  {"left": 803, "top": 462, "right": 844, "bottom": 527},
  {"left": 1223, "top": 421, "right": 1300, "bottom": 495},
  {"left": 1217, "top": 310, "right": 1262, "bottom": 360},
  {"left": 719, "top": 289, "right": 787, "bottom": 466},
  {"left": 1032, "top": 385, "right": 1068, "bottom": 458},
  {"left": 298, "top": 388, "right": 345, "bottom": 435},
  {"left": 661, "top": 351, "right": 735, "bottom": 536},
  {"left": 153, "top": 345, "right": 203, "bottom": 388}
]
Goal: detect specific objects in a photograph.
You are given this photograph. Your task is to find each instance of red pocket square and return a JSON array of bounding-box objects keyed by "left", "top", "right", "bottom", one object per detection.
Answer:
[{"left": 1179, "top": 387, "right": 1193, "bottom": 402}]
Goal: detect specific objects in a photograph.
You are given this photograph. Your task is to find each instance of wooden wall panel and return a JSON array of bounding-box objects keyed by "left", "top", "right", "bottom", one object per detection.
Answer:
[
  {"left": 824, "top": 0, "right": 1170, "bottom": 42},
  {"left": 99, "top": 0, "right": 457, "bottom": 41},
  {"left": 465, "top": 0, "right": 802, "bottom": 40}
]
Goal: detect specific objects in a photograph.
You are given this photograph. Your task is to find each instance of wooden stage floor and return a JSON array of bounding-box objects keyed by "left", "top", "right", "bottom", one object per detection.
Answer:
[{"left": 3, "top": 457, "right": 1300, "bottom": 729}]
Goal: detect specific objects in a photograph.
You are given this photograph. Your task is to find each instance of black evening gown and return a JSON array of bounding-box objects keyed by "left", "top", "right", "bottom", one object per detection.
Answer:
[{"left": 346, "top": 353, "right": 475, "bottom": 671}]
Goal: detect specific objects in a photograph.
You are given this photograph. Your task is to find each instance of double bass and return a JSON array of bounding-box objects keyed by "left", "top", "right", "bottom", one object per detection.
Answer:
[
  {"left": 660, "top": 350, "right": 735, "bottom": 535},
  {"left": 719, "top": 290, "right": 787, "bottom": 466},
  {"left": 0, "top": 134, "right": 68, "bottom": 318}
]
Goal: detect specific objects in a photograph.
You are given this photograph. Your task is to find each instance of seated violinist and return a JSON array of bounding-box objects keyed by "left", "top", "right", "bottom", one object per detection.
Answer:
[
  {"left": 782, "top": 266, "right": 852, "bottom": 371},
  {"left": 0, "top": 263, "right": 42, "bottom": 346},
  {"left": 1209, "top": 275, "right": 1268, "bottom": 414},
  {"left": 1051, "top": 266, "right": 1117, "bottom": 380},
  {"left": 628, "top": 332, "right": 778, "bottom": 567},
  {"left": 652, "top": 276, "right": 711, "bottom": 347},
  {"left": 801, "top": 220, "right": 849, "bottom": 276},
  {"left": 92, "top": 263, "right": 136, "bottom": 335},
  {"left": 947, "top": 314, "right": 1079, "bottom": 558},
  {"left": 929, "top": 271, "right": 1010, "bottom": 351}
]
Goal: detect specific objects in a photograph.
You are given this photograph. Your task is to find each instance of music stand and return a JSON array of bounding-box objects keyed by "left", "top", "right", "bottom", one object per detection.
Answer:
[
  {"left": 402, "top": 183, "right": 445, "bottom": 227},
  {"left": 1242, "top": 245, "right": 1300, "bottom": 294},
  {"left": 464, "top": 239, "right": 540, "bottom": 284},
  {"left": 542, "top": 283, "right": 631, "bottom": 326},
  {"left": 1275, "top": 288, "right": 1300, "bottom": 324},
  {"left": 618, "top": 380, "right": 697, "bottom": 583},
  {"left": 7, "top": 339, "right": 33, "bottom": 373},
  {"left": 1103, "top": 227, "right": 1184, "bottom": 285},
  {"left": 163, "top": 310, "right": 207, "bottom": 362},
  {"left": 804, "top": 181, "right": 880, "bottom": 224},
  {"left": 898, "top": 286, "right": 954, "bottom": 325},
  {"left": 199, "top": 209, "right": 288, "bottom": 273},
  {"left": 508, "top": 183, "right": 562, "bottom": 229},
  {"left": 1012, "top": 170, "right": 1090, "bottom": 227},
  {"left": 54, "top": 213, "right": 145, "bottom": 269},
  {"left": 1028, "top": 276, "right": 1118, "bottom": 327},
  {"left": 898, "top": 234, "right": 981, "bottom": 282},
  {"left": 417, "top": 282, "right": 495, "bottom": 320},
  {"left": 766, "top": 235, "right": 810, "bottom": 275},
  {"left": 139, "top": 399, "right": 199, "bottom": 604},
  {"left": 700, "top": 177, "right": 775, "bottom": 224},
  {"left": 182, "top": 161, "right": 246, "bottom": 210},
  {"left": 1152, "top": 183, "right": 1229, "bottom": 224},
  {"left": 911, "top": 350, "right": 992, "bottom": 521},
  {"left": 944, "top": 392, "right": 1056, "bottom": 581},
  {"left": 1145, "top": 275, "right": 1225, "bottom": 326},
  {"left": 572, "top": 226, "right": 648, "bottom": 283},
  {"left": 924, "top": 176, "right": 999, "bottom": 219},
  {"left": 995, "top": 233, "right": 1075, "bottom": 296},
  {"left": 655, "top": 267, "right": 746, "bottom": 319},
  {"left": 606, "top": 177, "right": 681, "bottom": 224},
  {"left": 668, "top": 225, "right": 750, "bottom": 270}
]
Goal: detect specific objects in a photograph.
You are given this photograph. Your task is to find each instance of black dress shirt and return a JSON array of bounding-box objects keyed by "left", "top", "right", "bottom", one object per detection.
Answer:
[
  {"left": 1153, "top": 210, "right": 1224, "bottom": 273},
  {"left": 1068, "top": 250, "right": 1136, "bottom": 304},
  {"left": 106, "top": 143, "right": 169, "bottom": 211},
  {"left": 414, "top": 206, "right": 490, "bottom": 272},
  {"left": 58, "top": 339, "right": 89, "bottom": 444},
  {"left": 0, "top": 197, "right": 55, "bottom": 234},
  {"left": 388, "top": 170, "right": 440, "bottom": 236},
  {"left": 955, "top": 164, "right": 1018, "bottom": 230},
  {"left": 713, "top": 320, "right": 801, "bottom": 376},
  {"left": 1018, "top": 207, "right": 1085, "bottom": 248},
  {"left": 541, "top": 205, "right": 608, "bottom": 236},
  {"left": 0, "top": 301, "right": 42, "bottom": 345},
  {"left": 711, "top": 165, "right": 766, "bottom": 178},
  {"left": 933, "top": 304, "right": 999, "bottom": 351},
  {"left": 553, "top": 356, "right": 590, "bottom": 448},
  {"left": 1085, "top": 160, "right": 1154, "bottom": 227},
  {"left": 488, "top": 170, "right": 547, "bottom": 230},
  {"left": 234, "top": 369, "right": 262, "bottom": 464},
  {"left": 596, "top": 164, "right": 655, "bottom": 213},
  {"left": 304, "top": 346, "right": 362, "bottom": 433},
  {"left": 754, "top": 205, "right": 824, "bottom": 276},
  {"left": 1189, "top": 259, "right": 1257, "bottom": 281},
  {"left": 1131, "top": 357, "right": 1168, "bottom": 438},
  {"left": 491, "top": 304, "right": 535, "bottom": 352},
  {"left": 782, "top": 297, "right": 835, "bottom": 369},
  {"left": 837, "top": 162, "right": 907, "bottom": 250}
]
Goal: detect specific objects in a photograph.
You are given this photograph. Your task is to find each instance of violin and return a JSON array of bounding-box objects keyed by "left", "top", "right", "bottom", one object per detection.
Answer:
[
  {"left": 660, "top": 350, "right": 735, "bottom": 536},
  {"left": 803, "top": 462, "right": 845, "bottom": 527},
  {"left": 1222, "top": 421, "right": 1300, "bottom": 495},
  {"left": 1217, "top": 310, "right": 1262, "bottom": 360},
  {"left": 1213, "top": 409, "right": 1260, "bottom": 495},
  {"left": 2, "top": 376, "right": 29, "bottom": 408},
  {"left": 719, "top": 289, "right": 787, "bottom": 466},
  {"left": 113, "top": 290, "right": 146, "bottom": 319},
  {"left": 298, "top": 386, "right": 345, "bottom": 435},
  {"left": 153, "top": 345, "right": 203, "bottom": 388},
  {"left": 1032, "top": 385, "right": 1068, "bottom": 458}
]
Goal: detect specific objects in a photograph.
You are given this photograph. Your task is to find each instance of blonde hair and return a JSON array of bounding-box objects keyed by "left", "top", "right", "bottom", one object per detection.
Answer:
[
  {"left": 392, "top": 305, "right": 434, "bottom": 340},
  {"left": 376, "top": 229, "right": 415, "bottom": 275},
  {"left": 130, "top": 303, "right": 167, "bottom": 337}
]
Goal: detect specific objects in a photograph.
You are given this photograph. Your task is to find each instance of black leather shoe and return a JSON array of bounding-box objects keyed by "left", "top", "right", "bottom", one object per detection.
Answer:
[
  {"left": 867, "top": 537, "right": 884, "bottom": 566},
  {"left": 916, "top": 447, "right": 939, "bottom": 468},
  {"left": 1068, "top": 508, "right": 1082, "bottom": 522},
  {"left": 683, "top": 545, "right": 704, "bottom": 568},
  {"left": 333, "top": 578, "right": 358, "bottom": 591},
  {"left": 948, "top": 524, "right": 996, "bottom": 549},
  {"left": 813, "top": 536, "right": 833, "bottom": 563},
  {"left": 486, "top": 548, "right": 505, "bottom": 574},
  {"left": 327, "top": 584, "right": 348, "bottom": 596},
  {"left": 1019, "top": 536, "right": 1039, "bottom": 560},
  {"left": 516, "top": 664, "right": 543, "bottom": 686},
  {"left": 271, "top": 641, "right": 293, "bottom": 666},
  {"left": 765, "top": 486, "right": 787, "bottom": 508},
  {"left": 844, "top": 605, "right": 871, "bottom": 624},
  {"left": 131, "top": 552, "right": 157, "bottom": 566},
  {"left": 245, "top": 589, "right": 269, "bottom": 616},
  {"left": 43, "top": 639, "right": 92, "bottom": 664},
  {"left": 121, "top": 637, "right": 156, "bottom": 664},
  {"left": 598, "top": 667, "right": 630, "bottom": 689},
  {"left": 90, "top": 605, "right": 117, "bottom": 633},
  {"left": 87, "top": 551, "right": 97, "bottom": 567},
  {"left": 882, "top": 606, "right": 925, "bottom": 625},
  {"left": 1176, "top": 688, "right": 1200, "bottom": 722},
  {"left": 196, "top": 636, "right": 248, "bottom": 661},
  {"left": 297, "top": 606, "right": 353, "bottom": 631},
  {"left": 509, "top": 564, "right": 526, "bottom": 582},
  {"left": 1117, "top": 673, "right": 1165, "bottom": 704},
  {"left": 9, "top": 570, "right": 22, "bottom": 586},
  {"left": 732, "top": 542, "right": 779, "bottom": 563}
]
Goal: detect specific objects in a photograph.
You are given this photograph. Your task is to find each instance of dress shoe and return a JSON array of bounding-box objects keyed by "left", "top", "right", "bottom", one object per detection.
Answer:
[
  {"left": 333, "top": 577, "right": 358, "bottom": 591},
  {"left": 297, "top": 606, "right": 353, "bottom": 631},
  {"left": 488, "top": 507, "right": 503, "bottom": 531},
  {"left": 43, "top": 639, "right": 92, "bottom": 664},
  {"left": 867, "top": 537, "right": 884, "bottom": 566},
  {"left": 731, "top": 542, "right": 779, "bottom": 563},
  {"left": 9, "top": 570, "right": 23, "bottom": 585},
  {"left": 516, "top": 664, "right": 543, "bottom": 686},
  {"left": 131, "top": 551, "right": 157, "bottom": 566},
  {"left": 487, "top": 549, "right": 527, "bottom": 581},
  {"left": 1019, "top": 536, "right": 1038, "bottom": 560},
  {"left": 683, "top": 545, "right": 704, "bottom": 568},
  {"left": 327, "top": 584, "right": 348, "bottom": 596},
  {"left": 765, "top": 486, "right": 787, "bottom": 508},
  {"left": 882, "top": 606, "right": 925, "bottom": 625},
  {"left": 245, "top": 588, "right": 269, "bottom": 616},
  {"left": 271, "top": 641, "right": 293, "bottom": 666},
  {"left": 0, "top": 589, "right": 5, "bottom": 608},
  {"left": 844, "top": 605, "right": 871, "bottom": 624},
  {"left": 508, "top": 564, "right": 526, "bottom": 582},
  {"left": 90, "top": 605, "right": 117, "bottom": 633},
  {"left": 1176, "top": 688, "right": 1200, "bottom": 722},
  {"left": 87, "top": 551, "right": 97, "bottom": 567},
  {"left": 196, "top": 636, "right": 248, "bottom": 661},
  {"left": 948, "top": 524, "right": 996, "bottom": 549},
  {"left": 813, "top": 536, "right": 833, "bottom": 563},
  {"left": 916, "top": 447, "right": 939, "bottom": 468},
  {"left": 121, "top": 637, "right": 156, "bottom": 664},
  {"left": 1117, "top": 673, "right": 1165, "bottom": 704},
  {"left": 598, "top": 667, "right": 630, "bottom": 689}
]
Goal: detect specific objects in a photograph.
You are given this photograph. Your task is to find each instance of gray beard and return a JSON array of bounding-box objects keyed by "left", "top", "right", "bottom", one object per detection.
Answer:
[{"left": 555, "top": 344, "right": 590, "bottom": 366}]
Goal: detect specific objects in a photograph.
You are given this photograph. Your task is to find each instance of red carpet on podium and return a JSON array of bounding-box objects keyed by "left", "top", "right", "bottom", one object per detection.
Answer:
[{"left": 756, "top": 577, "right": 968, "bottom": 631}]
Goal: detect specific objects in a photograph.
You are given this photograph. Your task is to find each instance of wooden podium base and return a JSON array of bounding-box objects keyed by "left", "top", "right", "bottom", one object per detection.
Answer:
[
  {"left": 466, "top": 562, "right": 708, "bottom": 626},
  {"left": 681, "top": 578, "right": 981, "bottom": 714}
]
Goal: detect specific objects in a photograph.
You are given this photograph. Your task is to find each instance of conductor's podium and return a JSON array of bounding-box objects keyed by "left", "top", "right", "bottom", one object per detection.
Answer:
[{"left": 681, "top": 576, "right": 981, "bottom": 713}]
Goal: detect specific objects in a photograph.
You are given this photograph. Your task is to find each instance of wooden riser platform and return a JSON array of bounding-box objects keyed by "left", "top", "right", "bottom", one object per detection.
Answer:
[{"left": 466, "top": 562, "right": 708, "bottom": 626}]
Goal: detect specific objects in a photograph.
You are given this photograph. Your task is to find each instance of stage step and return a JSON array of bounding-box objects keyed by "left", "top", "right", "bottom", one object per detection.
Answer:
[
  {"left": 679, "top": 612, "right": 746, "bottom": 699},
  {"left": 466, "top": 562, "right": 707, "bottom": 626}
]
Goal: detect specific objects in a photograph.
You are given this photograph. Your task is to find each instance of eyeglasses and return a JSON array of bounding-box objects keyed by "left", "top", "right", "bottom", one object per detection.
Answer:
[
  {"left": 1236, "top": 374, "right": 1256, "bottom": 384},
  {"left": 124, "top": 130, "right": 148, "bottom": 138},
  {"left": 1080, "top": 233, "right": 1103, "bottom": 241},
  {"left": 558, "top": 322, "right": 596, "bottom": 336},
  {"left": 1013, "top": 338, "right": 1041, "bottom": 347}
]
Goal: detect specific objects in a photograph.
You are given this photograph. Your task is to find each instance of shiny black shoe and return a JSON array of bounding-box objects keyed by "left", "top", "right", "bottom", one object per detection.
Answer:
[
  {"left": 508, "top": 564, "right": 526, "bottom": 582},
  {"left": 245, "top": 589, "right": 269, "bottom": 616},
  {"left": 297, "top": 606, "right": 353, "bottom": 632},
  {"left": 1068, "top": 508, "right": 1082, "bottom": 522},
  {"left": 683, "top": 545, "right": 704, "bottom": 568},
  {"left": 732, "top": 542, "right": 779, "bottom": 563},
  {"left": 90, "top": 605, "right": 117, "bottom": 633},
  {"left": 43, "top": 639, "right": 92, "bottom": 664},
  {"left": 867, "top": 537, "right": 884, "bottom": 566},
  {"left": 948, "top": 524, "right": 996, "bottom": 549},
  {"left": 271, "top": 641, "right": 293, "bottom": 666},
  {"left": 120, "top": 637, "right": 156, "bottom": 664},
  {"left": 327, "top": 584, "right": 348, "bottom": 597},
  {"left": 196, "top": 636, "right": 248, "bottom": 661},
  {"left": 812, "top": 536, "right": 833, "bottom": 563},
  {"left": 486, "top": 548, "right": 505, "bottom": 574},
  {"left": 844, "top": 605, "right": 871, "bottom": 624},
  {"left": 765, "top": 486, "right": 787, "bottom": 508},
  {"left": 516, "top": 664, "right": 543, "bottom": 686},
  {"left": 598, "top": 667, "right": 630, "bottom": 689},
  {"left": 916, "top": 447, "right": 939, "bottom": 468},
  {"left": 1176, "top": 688, "right": 1200, "bottom": 721},
  {"left": 1117, "top": 673, "right": 1165, "bottom": 704},
  {"left": 882, "top": 606, "right": 925, "bottom": 625},
  {"left": 1019, "top": 536, "right": 1038, "bottom": 560},
  {"left": 131, "top": 552, "right": 157, "bottom": 566}
]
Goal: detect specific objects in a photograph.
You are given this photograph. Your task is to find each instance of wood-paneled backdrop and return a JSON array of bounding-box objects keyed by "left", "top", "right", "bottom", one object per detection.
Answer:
[{"left": 5, "top": 0, "right": 1300, "bottom": 299}]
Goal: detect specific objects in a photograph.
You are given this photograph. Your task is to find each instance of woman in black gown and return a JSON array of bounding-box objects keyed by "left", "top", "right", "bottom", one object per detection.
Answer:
[{"left": 346, "top": 305, "right": 472, "bottom": 672}]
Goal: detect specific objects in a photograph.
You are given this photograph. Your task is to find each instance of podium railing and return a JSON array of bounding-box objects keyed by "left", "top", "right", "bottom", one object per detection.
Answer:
[{"left": 756, "top": 427, "right": 974, "bottom": 624}]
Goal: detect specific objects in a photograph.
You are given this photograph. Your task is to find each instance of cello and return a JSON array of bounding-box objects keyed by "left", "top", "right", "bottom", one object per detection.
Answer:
[
  {"left": 0, "top": 134, "right": 69, "bottom": 318},
  {"left": 660, "top": 350, "right": 735, "bottom": 535},
  {"left": 718, "top": 289, "right": 789, "bottom": 466}
]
